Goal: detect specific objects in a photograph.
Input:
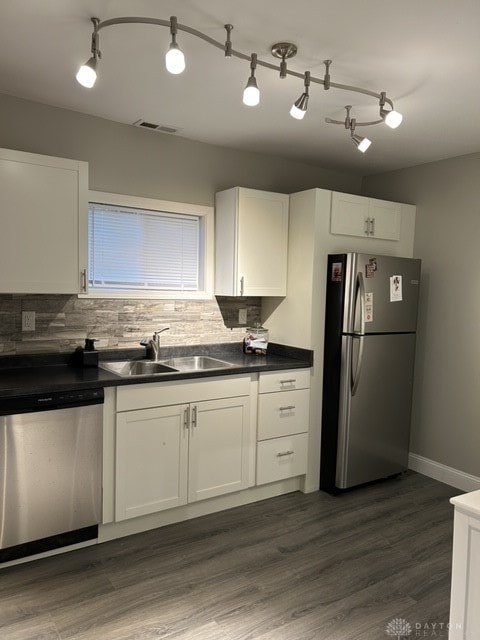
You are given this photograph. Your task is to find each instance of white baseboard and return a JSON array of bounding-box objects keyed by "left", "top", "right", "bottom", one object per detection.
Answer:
[{"left": 408, "top": 453, "right": 480, "bottom": 493}]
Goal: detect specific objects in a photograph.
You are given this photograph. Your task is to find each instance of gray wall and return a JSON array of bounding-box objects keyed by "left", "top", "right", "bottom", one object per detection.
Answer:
[
  {"left": 0, "top": 93, "right": 360, "bottom": 354},
  {"left": 363, "top": 152, "right": 480, "bottom": 478},
  {"left": 0, "top": 93, "right": 361, "bottom": 203}
]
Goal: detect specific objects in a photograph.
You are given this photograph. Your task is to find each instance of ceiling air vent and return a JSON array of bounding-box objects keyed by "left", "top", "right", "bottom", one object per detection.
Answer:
[{"left": 133, "top": 119, "right": 178, "bottom": 134}]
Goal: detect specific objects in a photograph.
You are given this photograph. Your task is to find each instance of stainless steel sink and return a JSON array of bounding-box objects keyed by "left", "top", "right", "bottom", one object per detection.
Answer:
[
  {"left": 100, "top": 360, "right": 178, "bottom": 377},
  {"left": 159, "top": 356, "right": 235, "bottom": 372},
  {"left": 100, "top": 355, "right": 235, "bottom": 377}
]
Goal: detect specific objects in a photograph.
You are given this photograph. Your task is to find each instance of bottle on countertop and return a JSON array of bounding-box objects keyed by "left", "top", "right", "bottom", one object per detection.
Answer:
[{"left": 75, "top": 338, "right": 99, "bottom": 367}]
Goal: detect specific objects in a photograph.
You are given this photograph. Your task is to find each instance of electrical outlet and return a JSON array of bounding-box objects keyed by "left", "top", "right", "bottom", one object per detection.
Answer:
[
  {"left": 238, "top": 308, "right": 247, "bottom": 324},
  {"left": 22, "top": 311, "right": 35, "bottom": 332}
]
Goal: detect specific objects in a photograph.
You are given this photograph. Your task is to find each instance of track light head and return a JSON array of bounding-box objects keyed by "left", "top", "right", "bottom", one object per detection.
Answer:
[
  {"left": 76, "top": 17, "right": 100, "bottom": 88},
  {"left": 289, "top": 71, "right": 310, "bottom": 120},
  {"left": 380, "top": 107, "right": 403, "bottom": 129},
  {"left": 166, "top": 16, "right": 185, "bottom": 74},
  {"left": 379, "top": 91, "right": 402, "bottom": 128},
  {"left": 243, "top": 53, "right": 260, "bottom": 106},
  {"left": 351, "top": 132, "right": 372, "bottom": 153},
  {"left": 76, "top": 56, "right": 97, "bottom": 88},
  {"left": 243, "top": 76, "right": 260, "bottom": 106}
]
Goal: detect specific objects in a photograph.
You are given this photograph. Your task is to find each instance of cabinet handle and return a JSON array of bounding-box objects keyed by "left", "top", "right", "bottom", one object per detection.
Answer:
[
  {"left": 279, "top": 405, "right": 295, "bottom": 411},
  {"left": 370, "top": 217, "right": 375, "bottom": 236},
  {"left": 240, "top": 276, "right": 245, "bottom": 296},
  {"left": 364, "top": 217, "right": 370, "bottom": 235},
  {"left": 191, "top": 405, "right": 197, "bottom": 428},
  {"left": 80, "top": 268, "right": 87, "bottom": 292},
  {"left": 277, "top": 450, "right": 294, "bottom": 457},
  {"left": 184, "top": 406, "right": 190, "bottom": 429},
  {"left": 280, "top": 379, "right": 296, "bottom": 385}
]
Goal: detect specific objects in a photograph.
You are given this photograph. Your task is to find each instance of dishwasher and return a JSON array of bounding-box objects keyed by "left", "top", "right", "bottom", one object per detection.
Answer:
[{"left": 0, "top": 388, "right": 103, "bottom": 563}]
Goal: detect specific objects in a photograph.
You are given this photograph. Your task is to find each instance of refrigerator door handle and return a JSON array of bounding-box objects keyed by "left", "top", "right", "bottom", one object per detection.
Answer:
[
  {"left": 353, "top": 271, "right": 366, "bottom": 335},
  {"left": 351, "top": 335, "right": 364, "bottom": 396}
]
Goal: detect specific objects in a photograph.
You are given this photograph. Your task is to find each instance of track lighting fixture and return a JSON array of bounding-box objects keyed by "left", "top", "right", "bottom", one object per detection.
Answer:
[
  {"left": 290, "top": 71, "right": 310, "bottom": 120},
  {"left": 243, "top": 54, "right": 260, "bottom": 106},
  {"left": 76, "top": 18, "right": 100, "bottom": 88},
  {"left": 165, "top": 16, "right": 185, "bottom": 74},
  {"left": 224, "top": 24, "right": 233, "bottom": 58},
  {"left": 271, "top": 43, "right": 298, "bottom": 79},
  {"left": 379, "top": 92, "right": 403, "bottom": 128},
  {"left": 325, "top": 106, "right": 372, "bottom": 153},
  {"left": 76, "top": 15, "right": 403, "bottom": 154},
  {"left": 351, "top": 130, "right": 372, "bottom": 153}
]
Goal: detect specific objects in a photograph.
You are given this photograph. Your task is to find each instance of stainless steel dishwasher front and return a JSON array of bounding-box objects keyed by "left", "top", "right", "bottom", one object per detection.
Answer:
[{"left": 0, "top": 387, "right": 103, "bottom": 563}]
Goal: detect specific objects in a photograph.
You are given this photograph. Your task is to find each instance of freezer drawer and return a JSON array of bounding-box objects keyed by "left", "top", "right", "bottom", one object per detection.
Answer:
[{"left": 336, "top": 332, "right": 416, "bottom": 489}]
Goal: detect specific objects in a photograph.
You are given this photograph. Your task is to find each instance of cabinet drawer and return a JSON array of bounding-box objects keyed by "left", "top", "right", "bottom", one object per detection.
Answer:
[
  {"left": 257, "top": 389, "right": 309, "bottom": 440},
  {"left": 256, "top": 433, "right": 308, "bottom": 485},
  {"left": 259, "top": 369, "right": 310, "bottom": 393}
]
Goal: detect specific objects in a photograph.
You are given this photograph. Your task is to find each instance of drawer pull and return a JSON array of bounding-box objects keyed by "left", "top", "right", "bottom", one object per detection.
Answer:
[
  {"left": 279, "top": 405, "right": 295, "bottom": 411},
  {"left": 277, "top": 450, "right": 294, "bottom": 457},
  {"left": 280, "top": 378, "right": 296, "bottom": 385}
]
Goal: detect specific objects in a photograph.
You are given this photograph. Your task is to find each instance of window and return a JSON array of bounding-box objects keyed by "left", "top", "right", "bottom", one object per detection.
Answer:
[{"left": 85, "top": 191, "right": 213, "bottom": 299}]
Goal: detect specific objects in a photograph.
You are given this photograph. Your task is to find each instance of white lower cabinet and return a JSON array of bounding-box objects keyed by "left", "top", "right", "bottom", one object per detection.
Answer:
[
  {"left": 114, "top": 376, "right": 252, "bottom": 522},
  {"left": 116, "top": 404, "right": 188, "bottom": 521},
  {"left": 449, "top": 491, "right": 480, "bottom": 639},
  {"left": 256, "top": 369, "right": 310, "bottom": 485},
  {"left": 188, "top": 397, "right": 250, "bottom": 502}
]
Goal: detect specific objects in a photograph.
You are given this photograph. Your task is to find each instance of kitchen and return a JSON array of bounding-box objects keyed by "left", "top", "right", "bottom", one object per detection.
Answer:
[{"left": 0, "top": 1, "right": 479, "bottom": 638}]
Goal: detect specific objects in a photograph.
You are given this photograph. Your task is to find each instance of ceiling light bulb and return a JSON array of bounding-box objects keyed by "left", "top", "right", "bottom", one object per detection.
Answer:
[
  {"left": 76, "top": 57, "right": 97, "bottom": 88},
  {"left": 243, "top": 76, "right": 260, "bottom": 106},
  {"left": 357, "top": 136, "right": 372, "bottom": 152},
  {"left": 165, "top": 42, "right": 185, "bottom": 74},
  {"left": 289, "top": 92, "right": 309, "bottom": 120},
  {"left": 290, "top": 104, "right": 306, "bottom": 120},
  {"left": 351, "top": 133, "right": 372, "bottom": 152},
  {"left": 383, "top": 109, "right": 403, "bottom": 129}
]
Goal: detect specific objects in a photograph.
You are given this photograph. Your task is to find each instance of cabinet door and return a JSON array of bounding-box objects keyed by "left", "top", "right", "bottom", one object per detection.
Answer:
[
  {"left": 368, "top": 199, "right": 401, "bottom": 240},
  {"left": 0, "top": 148, "right": 87, "bottom": 293},
  {"left": 115, "top": 404, "right": 188, "bottom": 521},
  {"left": 330, "top": 192, "right": 370, "bottom": 237},
  {"left": 237, "top": 189, "right": 289, "bottom": 296},
  {"left": 188, "top": 396, "right": 250, "bottom": 502}
]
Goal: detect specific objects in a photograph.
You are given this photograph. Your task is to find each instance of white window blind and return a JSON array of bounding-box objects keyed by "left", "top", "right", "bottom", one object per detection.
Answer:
[{"left": 88, "top": 203, "right": 202, "bottom": 292}]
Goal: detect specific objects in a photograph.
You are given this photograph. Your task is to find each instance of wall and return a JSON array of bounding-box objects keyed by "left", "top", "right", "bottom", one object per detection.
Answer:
[
  {"left": 0, "top": 295, "right": 261, "bottom": 355},
  {"left": 0, "top": 94, "right": 362, "bottom": 204},
  {"left": 362, "top": 152, "right": 480, "bottom": 478},
  {"left": 0, "top": 93, "right": 360, "bottom": 354}
]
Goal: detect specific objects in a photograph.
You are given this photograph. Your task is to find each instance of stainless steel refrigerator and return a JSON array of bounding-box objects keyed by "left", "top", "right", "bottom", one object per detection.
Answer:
[{"left": 320, "top": 252, "right": 421, "bottom": 492}]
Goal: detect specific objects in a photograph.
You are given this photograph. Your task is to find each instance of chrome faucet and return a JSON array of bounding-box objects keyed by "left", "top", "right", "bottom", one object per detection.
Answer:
[{"left": 140, "top": 327, "right": 170, "bottom": 361}]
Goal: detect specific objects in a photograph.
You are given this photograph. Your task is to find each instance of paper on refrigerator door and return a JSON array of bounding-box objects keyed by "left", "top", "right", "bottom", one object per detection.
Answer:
[{"left": 390, "top": 275, "right": 403, "bottom": 302}]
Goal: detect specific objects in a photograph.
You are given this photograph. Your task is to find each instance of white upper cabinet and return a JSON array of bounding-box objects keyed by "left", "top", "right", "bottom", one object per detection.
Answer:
[
  {"left": 215, "top": 187, "right": 289, "bottom": 296},
  {"left": 331, "top": 191, "right": 401, "bottom": 241},
  {"left": 0, "top": 147, "right": 88, "bottom": 294}
]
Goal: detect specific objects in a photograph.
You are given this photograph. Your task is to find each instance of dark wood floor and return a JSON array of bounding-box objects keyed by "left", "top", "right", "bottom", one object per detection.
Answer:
[{"left": 0, "top": 471, "right": 457, "bottom": 640}]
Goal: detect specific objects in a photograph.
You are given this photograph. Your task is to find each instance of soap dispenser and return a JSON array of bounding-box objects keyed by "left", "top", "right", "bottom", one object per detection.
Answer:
[{"left": 76, "top": 338, "right": 99, "bottom": 367}]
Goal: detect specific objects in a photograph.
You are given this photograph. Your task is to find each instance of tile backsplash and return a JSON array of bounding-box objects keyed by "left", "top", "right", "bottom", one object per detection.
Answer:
[{"left": 0, "top": 295, "right": 261, "bottom": 355}]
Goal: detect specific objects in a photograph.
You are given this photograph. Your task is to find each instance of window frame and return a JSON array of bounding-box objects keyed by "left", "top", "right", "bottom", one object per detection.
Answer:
[{"left": 80, "top": 190, "right": 214, "bottom": 300}]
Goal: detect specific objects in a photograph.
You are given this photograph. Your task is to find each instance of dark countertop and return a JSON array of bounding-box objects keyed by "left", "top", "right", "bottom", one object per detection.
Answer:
[{"left": 0, "top": 342, "right": 313, "bottom": 399}]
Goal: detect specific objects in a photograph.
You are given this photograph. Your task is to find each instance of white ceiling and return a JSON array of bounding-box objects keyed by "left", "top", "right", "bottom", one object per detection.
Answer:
[{"left": 1, "top": 0, "right": 479, "bottom": 176}]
